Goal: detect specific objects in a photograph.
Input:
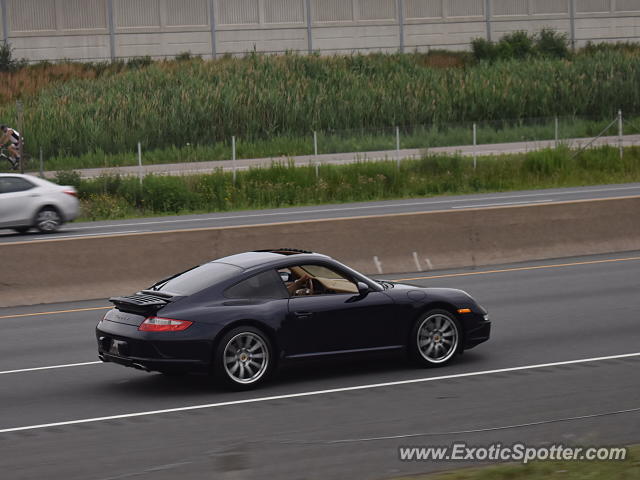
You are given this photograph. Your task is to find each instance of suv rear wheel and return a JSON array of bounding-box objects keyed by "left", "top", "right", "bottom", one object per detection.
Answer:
[{"left": 34, "top": 207, "right": 62, "bottom": 233}]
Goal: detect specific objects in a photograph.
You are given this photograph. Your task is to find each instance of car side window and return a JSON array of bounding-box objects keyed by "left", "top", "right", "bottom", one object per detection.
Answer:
[
  {"left": 225, "top": 270, "right": 289, "bottom": 299},
  {"left": 279, "top": 264, "right": 359, "bottom": 297},
  {"left": 0, "top": 177, "right": 35, "bottom": 194}
]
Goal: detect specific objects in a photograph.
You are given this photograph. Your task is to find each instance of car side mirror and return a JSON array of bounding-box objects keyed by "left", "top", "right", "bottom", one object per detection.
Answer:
[{"left": 356, "top": 282, "right": 370, "bottom": 296}]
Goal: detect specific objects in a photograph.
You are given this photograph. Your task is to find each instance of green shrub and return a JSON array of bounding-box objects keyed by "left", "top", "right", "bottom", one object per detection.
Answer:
[{"left": 536, "top": 28, "right": 570, "bottom": 58}]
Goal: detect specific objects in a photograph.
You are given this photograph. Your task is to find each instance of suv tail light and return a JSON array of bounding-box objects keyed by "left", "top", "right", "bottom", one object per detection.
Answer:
[
  {"left": 138, "top": 317, "right": 193, "bottom": 332},
  {"left": 63, "top": 189, "right": 78, "bottom": 197}
]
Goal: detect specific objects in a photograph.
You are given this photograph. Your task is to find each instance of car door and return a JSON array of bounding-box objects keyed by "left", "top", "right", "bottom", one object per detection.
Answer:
[
  {"left": 279, "top": 263, "right": 399, "bottom": 357},
  {"left": 0, "top": 176, "right": 39, "bottom": 227}
]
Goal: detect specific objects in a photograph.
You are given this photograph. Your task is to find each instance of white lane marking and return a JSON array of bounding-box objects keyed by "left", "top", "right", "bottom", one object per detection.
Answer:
[
  {"left": 0, "top": 361, "right": 101, "bottom": 375},
  {"left": 56, "top": 185, "right": 640, "bottom": 232},
  {"left": 27, "top": 230, "right": 144, "bottom": 241},
  {"left": 451, "top": 199, "right": 554, "bottom": 209},
  {"left": 1, "top": 352, "right": 638, "bottom": 434},
  {"left": 325, "top": 407, "right": 640, "bottom": 444}
]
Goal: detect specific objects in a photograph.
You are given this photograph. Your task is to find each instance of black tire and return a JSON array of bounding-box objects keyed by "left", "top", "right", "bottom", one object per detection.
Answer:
[
  {"left": 13, "top": 226, "right": 30, "bottom": 234},
  {"left": 34, "top": 207, "right": 62, "bottom": 233},
  {"left": 409, "top": 309, "right": 461, "bottom": 367},
  {"left": 213, "top": 326, "right": 273, "bottom": 390}
]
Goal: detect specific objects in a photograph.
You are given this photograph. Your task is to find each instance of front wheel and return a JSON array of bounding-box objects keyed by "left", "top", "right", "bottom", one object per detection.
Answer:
[
  {"left": 214, "top": 326, "right": 273, "bottom": 390},
  {"left": 410, "top": 309, "right": 461, "bottom": 367}
]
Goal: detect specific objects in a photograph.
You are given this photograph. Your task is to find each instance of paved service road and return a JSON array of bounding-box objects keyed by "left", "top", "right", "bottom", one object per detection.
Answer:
[
  {"left": 1, "top": 252, "right": 639, "bottom": 479},
  {"left": 2, "top": 183, "right": 640, "bottom": 244},
  {"left": 39, "top": 134, "right": 640, "bottom": 180}
]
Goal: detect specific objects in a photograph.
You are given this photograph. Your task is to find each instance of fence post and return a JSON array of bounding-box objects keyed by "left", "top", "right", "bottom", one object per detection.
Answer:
[
  {"left": 14, "top": 100, "right": 24, "bottom": 174},
  {"left": 618, "top": 109, "right": 623, "bottom": 159},
  {"left": 555, "top": 116, "right": 559, "bottom": 148},
  {"left": 137, "top": 142, "right": 143, "bottom": 185},
  {"left": 305, "top": 0, "right": 313, "bottom": 54},
  {"left": 39, "top": 147, "right": 43, "bottom": 177},
  {"left": 313, "top": 131, "right": 318, "bottom": 157},
  {"left": 1, "top": 0, "right": 8, "bottom": 44},
  {"left": 396, "top": 126, "right": 401, "bottom": 169},
  {"left": 397, "top": 0, "right": 405, "bottom": 53},
  {"left": 107, "top": 0, "right": 116, "bottom": 60},
  {"left": 232, "top": 135, "right": 237, "bottom": 184},
  {"left": 209, "top": 0, "right": 217, "bottom": 59},
  {"left": 473, "top": 123, "right": 477, "bottom": 170}
]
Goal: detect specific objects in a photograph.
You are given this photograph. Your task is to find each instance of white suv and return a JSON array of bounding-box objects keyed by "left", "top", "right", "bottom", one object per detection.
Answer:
[{"left": 0, "top": 173, "right": 80, "bottom": 233}]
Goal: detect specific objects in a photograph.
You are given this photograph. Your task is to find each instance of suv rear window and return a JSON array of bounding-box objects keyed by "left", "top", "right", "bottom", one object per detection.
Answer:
[{"left": 153, "top": 262, "right": 242, "bottom": 296}]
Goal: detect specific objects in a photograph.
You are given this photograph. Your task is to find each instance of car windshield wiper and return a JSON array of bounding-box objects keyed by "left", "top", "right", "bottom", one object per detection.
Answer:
[{"left": 377, "top": 280, "right": 394, "bottom": 289}]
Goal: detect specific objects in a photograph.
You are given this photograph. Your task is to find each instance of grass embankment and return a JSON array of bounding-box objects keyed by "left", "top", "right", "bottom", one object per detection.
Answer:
[
  {"left": 2, "top": 48, "right": 640, "bottom": 168},
  {"left": 396, "top": 445, "right": 640, "bottom": 480},
  {"left": 58, "top": 146, "right": 640, "bottom": 222},
  {"left": 29, "top": 114, "right": 637, "bottom": 171}
]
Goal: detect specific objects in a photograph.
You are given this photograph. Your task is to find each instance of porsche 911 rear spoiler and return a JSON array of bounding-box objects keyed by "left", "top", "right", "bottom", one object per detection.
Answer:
[{"left": 109, "top": 291, "right": 175, "bottom": 316}]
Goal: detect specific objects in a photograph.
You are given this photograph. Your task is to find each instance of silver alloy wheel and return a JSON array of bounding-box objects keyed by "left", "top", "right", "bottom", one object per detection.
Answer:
[
  {"left": 416, "top": 313, "right": 459, "bottom": 364},
  {"left": 223, "top": 332, "right": 269, "bottom": 385},
  {"left": 35, "top": 208, "right": 61, "bottom": 232}
]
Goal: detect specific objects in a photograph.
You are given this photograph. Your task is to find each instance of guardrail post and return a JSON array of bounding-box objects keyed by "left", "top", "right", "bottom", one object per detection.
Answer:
[
  {"left": 39, "top": 147, "right": 43, "bottom": 177},
  {"left": 618, "top": 109, "right": 623, "bottom": 159}
]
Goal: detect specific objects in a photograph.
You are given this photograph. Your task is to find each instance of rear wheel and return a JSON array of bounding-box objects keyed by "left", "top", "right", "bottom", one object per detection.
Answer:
[
  {"left": 34, "top": 207, "right": 62, "bottom": 233},
  {"left": 410, "top": 309, "right": 460, "bottom": 367},
  {"left": 214, "top": 326, "right": 272, "bottom": 390}
]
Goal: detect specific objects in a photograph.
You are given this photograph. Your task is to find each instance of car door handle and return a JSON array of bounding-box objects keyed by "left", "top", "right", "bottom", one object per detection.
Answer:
[{"left": 293, "top": 311, "right": 313, "bottom": 320}]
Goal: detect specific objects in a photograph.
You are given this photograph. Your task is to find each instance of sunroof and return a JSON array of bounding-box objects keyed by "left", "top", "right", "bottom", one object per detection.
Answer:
[{"left": 255, "top": 248, "right": 314, "bottom": 256}]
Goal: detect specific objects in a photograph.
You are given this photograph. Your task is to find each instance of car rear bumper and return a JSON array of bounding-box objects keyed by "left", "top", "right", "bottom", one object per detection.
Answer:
[
  {"left": 96, "top": 320, "right": 213, "bottom": 374},
  {"left": 98, "top": 351, "right": 208, "bottom": 374}
]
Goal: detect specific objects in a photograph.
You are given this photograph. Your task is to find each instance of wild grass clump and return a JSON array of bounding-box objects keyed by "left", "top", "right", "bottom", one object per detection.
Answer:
[
  {"left": 472, "top": 29, "right": 570, "bottom": 61},
  {"left": 4, "top": 49, "right": 640, "bottom": 160}
]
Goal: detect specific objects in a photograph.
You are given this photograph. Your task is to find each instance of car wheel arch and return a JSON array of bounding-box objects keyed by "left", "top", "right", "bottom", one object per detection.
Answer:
[
  {"left": 32, "top": 204, "right": 63, "bottom": 223},
  {"left": 211, "top": 320, "right": 280, "bottom": 363},
  {"left": 413, "top": 302, "right": 465, "bottom": 352}
]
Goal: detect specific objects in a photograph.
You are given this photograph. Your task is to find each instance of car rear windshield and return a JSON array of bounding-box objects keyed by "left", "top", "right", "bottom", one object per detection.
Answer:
[{"left": 154, "top": 262, "right": 243, "bottom": 296}]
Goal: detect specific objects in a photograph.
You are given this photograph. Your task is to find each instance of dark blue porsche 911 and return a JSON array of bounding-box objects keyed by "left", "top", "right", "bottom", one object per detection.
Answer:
[{"left": 96, "top": 249, "right": 490, "bottom": 389}]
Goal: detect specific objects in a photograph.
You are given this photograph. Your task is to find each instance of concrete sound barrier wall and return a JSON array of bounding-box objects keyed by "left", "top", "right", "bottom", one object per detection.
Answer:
[{"left": 1, "top": 196, "right": 639, "bottom": 307}]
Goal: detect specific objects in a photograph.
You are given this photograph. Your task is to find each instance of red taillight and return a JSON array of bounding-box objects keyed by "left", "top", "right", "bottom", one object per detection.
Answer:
[
  {"left": 63, "top": 189, "right": 78, "bottom": 197},
  {"left": 138, "top": 317, "right": 193, "bottom": 332}
]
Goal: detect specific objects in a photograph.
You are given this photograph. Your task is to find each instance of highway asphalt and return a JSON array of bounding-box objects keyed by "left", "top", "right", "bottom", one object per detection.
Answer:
[
  {"left": 2, "top": 183, "right": 640, "bottom": 244},
  {"left": 1, "top": 252, "right": 639, "bottom": 479}
]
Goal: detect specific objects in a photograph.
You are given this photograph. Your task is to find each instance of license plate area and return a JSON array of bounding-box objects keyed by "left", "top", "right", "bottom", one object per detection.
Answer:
[{"left": 109, "top": 339, "right": 129, "bottom": 356}]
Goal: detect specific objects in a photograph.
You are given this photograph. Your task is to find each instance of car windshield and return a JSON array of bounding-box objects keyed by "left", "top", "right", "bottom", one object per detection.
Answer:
[{"left": 152, "top": 262, "right": 243, "bottom": 295}]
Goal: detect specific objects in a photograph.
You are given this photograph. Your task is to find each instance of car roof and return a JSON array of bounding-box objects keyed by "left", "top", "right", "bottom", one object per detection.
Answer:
[
  {"left": 0, "top": 173, "right": 54, "bottom": 187},
  {"left": 212, "top": 250, "right": 330, "bottom": 269}
]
